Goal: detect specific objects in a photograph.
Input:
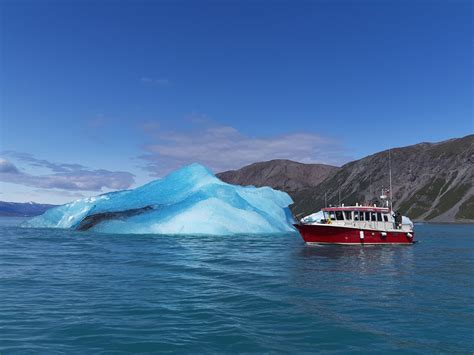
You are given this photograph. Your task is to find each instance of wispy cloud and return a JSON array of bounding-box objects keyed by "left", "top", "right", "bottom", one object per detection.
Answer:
[
  {"left": 139, "top": 119, "right": 351, "bottom": 175},
  {"left": 140, "top": 77, "right": 170, "bottom": 86},
  {"left": 0, "top": 152, "right": 135, "bottom": 192},
  {"left": 0, "top": 159, "right": 20, "bottom": 174},
  {"left": 3, "top": 152, "right": 85, "bottom": 173}
]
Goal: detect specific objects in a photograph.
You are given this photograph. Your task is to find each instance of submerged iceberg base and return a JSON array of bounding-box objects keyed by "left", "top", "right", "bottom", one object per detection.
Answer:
[{"left": 25, "top": 164, "right": 295, "bottom": 235}]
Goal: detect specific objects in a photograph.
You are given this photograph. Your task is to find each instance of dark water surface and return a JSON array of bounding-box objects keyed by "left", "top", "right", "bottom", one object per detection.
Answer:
[{"left": 1, "top": 218, "right": 473, "bottom": 353}]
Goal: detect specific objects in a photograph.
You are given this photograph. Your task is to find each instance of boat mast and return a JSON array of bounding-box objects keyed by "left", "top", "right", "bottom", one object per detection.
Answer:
[{"left": 389, "top": 148, "right": 393, "bottom": 211}]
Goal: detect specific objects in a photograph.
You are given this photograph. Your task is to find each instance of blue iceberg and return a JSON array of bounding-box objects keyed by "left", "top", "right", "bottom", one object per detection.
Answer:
[{"left": 25, "top": 164, "right": 295, "bottom": 235}]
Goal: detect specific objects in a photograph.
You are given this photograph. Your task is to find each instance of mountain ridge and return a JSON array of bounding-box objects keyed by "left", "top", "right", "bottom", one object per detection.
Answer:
[
  {"left": 0, "top": 201, "right": 57, "bottom": 217},
  {"left": 217, "top": 159, "right": 338, "bottom": 193},
  {"left": 218, "top": 135, "right": 474, "bottom": 223}
]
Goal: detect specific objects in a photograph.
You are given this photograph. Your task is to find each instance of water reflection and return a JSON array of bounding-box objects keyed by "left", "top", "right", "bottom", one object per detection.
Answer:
[
  {"left": 298, "top": 244, "right": 414, "bottom": 264},
  {"left": 289, "top": 243, "right": 415, "bottom": 287}
]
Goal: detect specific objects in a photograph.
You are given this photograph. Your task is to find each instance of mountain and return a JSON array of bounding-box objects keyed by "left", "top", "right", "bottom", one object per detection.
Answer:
[
  {"left": 217, "top": 159, "right": 339, "bottom": 193},
  {"left": 0, "top": 201, "right": 57, "bottom": 217},
  {"left": 219, "top": 135, "right": 474, "bottom": 223},
  {"left": 3, "top": 136, "right": 473, "bottom": 222}
]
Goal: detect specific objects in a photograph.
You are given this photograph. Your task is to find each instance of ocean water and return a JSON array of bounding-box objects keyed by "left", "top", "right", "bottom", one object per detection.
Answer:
[{"left": 0, "top": 218, "right": 473, "bottom": 354}]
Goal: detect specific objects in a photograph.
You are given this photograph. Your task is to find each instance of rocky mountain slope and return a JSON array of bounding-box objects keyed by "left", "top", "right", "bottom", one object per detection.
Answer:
[
  {"left": 217, "top": 159, "right": 338, "bottom": 193},
  {"left": 219, "top": 135, "right": 474, "bottom": 223}
]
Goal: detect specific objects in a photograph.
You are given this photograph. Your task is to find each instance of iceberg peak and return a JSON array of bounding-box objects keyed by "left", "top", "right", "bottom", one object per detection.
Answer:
[{"left": 141, "top": 163, "right": 221, "bottom": 190}]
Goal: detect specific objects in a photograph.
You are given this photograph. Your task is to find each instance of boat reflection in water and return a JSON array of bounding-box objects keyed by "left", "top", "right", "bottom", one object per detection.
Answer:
[
  {"left": 297, "top": 243, "right": 415, "bottom": 271},
  {"left": 285, "top": 243, "right": 416, "bottom": 324}
]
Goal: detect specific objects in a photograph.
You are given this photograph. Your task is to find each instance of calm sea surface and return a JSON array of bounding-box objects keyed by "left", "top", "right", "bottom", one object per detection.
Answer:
[{"left": 0, "top": 218, "right": 473, "bottom": 354}]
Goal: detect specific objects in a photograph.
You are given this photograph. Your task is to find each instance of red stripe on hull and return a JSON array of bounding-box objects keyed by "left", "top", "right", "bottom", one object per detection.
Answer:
[{"left": 294, "top": 224, "right": 414, "bottom": 245}]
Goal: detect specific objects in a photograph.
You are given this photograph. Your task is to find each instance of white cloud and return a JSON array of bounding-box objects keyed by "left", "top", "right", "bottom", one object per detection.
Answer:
[
  {"left": 0, "top": 152, "right": 135, "bottom": 192},
  {"left": 139, "top": 121, "right": 350, "bottom": 175}
]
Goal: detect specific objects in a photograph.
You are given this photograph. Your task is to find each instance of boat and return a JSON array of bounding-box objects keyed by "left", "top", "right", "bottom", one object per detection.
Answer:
[
  {"left": 294, "top": 205, "right": 415, "bottom": 245},
  {"left": 294, "top": 148, "right": 415, "bottom": 245}
]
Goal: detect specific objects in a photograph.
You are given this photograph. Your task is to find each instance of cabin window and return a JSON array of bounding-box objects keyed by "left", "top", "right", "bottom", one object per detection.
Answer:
[
  {"left": 377, "top": 212, "right": 383, "bottom": 222},
  {"left": 354, "top": 211, "right": 360, "bottom": 221},
  {"left": 329, "top": 212, "right": 336, "bottom": 220},
  {"left": 365, "top": 212, "right": 371, "bottom": 221},
  {"left": 383, "top": 214, "right": 389, "bottom": 222},
  {"left": 371, "top": 212, "right": 377, "bottom": 221},
  {"left": 335, "top": 211, "right": 344, "bottom": 220},
  {"left": 344, "top": 211, "right": 352, "bottom": 220},
  {"left": 359, "top": 211, "right": 364, "bottom": 221}
]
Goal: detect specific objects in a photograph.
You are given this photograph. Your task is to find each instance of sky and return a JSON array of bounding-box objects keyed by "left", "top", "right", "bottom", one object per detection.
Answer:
[{"left": 0, "top": 0, "right": 472, "bottom": 204}]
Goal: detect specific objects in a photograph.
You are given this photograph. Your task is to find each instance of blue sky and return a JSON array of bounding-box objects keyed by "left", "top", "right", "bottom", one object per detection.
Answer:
[{"left": 1, "top": 0, "right": 472, "bottom": 203}]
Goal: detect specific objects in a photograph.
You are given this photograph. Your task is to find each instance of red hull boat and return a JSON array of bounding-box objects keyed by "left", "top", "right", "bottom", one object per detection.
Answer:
[
  {"left": 294, "top": 222, "right": 414, "bottom": 245},
  {"left": 294, "top": 206, "right": 415, "bottom": 245}
]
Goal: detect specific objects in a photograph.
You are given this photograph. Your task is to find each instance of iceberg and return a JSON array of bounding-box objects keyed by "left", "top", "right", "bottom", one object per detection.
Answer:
[
  {"left": 300, "top": 210, "right": 324, "bottom": 224},
  {"left": 25, "top": 164, "right": 295, "bottom": 235}
]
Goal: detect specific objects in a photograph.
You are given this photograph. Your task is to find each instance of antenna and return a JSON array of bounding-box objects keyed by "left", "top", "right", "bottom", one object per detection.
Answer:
[
  {"left": 389, "top": 147, "right": 393, "bottom": 211},
  {"left": 369, "top": 175, "right": 373, "bottom": 204}
]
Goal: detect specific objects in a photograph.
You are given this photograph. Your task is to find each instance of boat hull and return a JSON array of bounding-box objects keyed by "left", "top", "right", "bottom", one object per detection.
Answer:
[{"left": 294, "top": 224, "right": 414, "bottom": 245}]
